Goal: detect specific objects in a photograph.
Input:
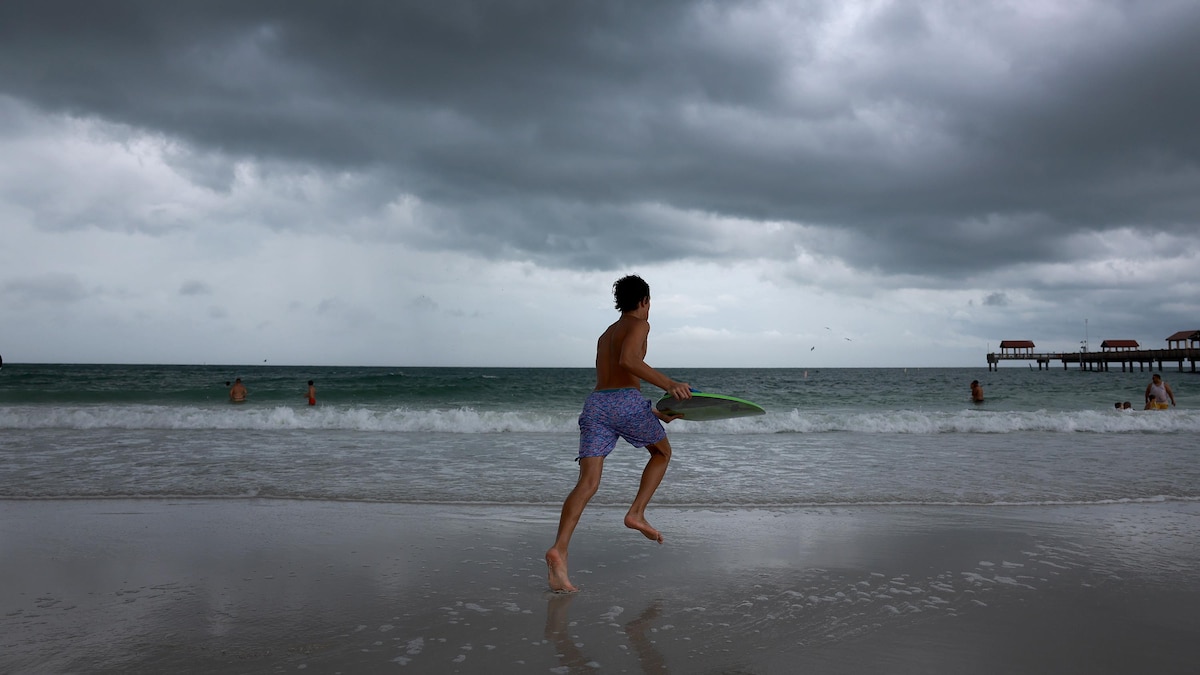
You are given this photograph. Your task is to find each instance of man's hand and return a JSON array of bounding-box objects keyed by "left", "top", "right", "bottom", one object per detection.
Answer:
[
  {"left": 666, "top": 381, "right": 692, "bottom": 401},
  {"left": 653, "top": 408, "right": 684, "bottom": 424}
]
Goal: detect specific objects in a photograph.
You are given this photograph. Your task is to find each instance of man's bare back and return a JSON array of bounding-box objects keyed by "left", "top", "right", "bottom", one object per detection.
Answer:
[
  {"left": 595, "top": 315, "right": 652, "bottom": 391},
  {"left": 594, "top": 310, "right": 685, "bottom": 396}
]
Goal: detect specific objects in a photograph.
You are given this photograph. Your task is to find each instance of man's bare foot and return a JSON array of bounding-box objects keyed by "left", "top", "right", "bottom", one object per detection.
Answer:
[
  {"left": 545, "top": 548, "right": 578, "bottom": 593},
  {"left": 624, "top": 513, "right": 664, "bottom": 543}
]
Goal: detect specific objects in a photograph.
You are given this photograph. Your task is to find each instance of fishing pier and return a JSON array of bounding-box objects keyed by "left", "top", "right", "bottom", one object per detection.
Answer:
[{"left": 987, "top": 331, "right": 1200, "bottom": 372}]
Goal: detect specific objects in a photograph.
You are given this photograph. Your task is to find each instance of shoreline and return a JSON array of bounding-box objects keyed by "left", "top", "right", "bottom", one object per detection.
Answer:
[{"left": 3, "top": 500, "right": 1199, "bottom": 673}]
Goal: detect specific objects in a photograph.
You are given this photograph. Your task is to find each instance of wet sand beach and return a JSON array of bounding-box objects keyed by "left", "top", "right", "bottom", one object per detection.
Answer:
[{"left": 3, "top": 500, "right": 1199, "bottom": 674}]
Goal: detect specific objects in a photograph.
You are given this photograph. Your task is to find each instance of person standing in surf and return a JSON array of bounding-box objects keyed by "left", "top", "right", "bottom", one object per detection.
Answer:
[
  {"left": 546, "top": 275, "right": 692, "bottom": 593},
  {"left": 1144, "top": 373, "right": 1175, "bottom": 410},
  {"left": 229, "top": 378, "right": 247, "bottom": 403}
]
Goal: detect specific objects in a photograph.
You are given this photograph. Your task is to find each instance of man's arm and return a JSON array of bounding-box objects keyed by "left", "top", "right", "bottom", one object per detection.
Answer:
[{"left": 618, "top": 320, "right": 691, "bottom": 400}]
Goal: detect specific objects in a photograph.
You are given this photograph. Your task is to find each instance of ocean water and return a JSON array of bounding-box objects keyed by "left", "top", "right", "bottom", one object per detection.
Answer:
[{"left": 1, "top": 364, "right": 1197, "bottom": 507}]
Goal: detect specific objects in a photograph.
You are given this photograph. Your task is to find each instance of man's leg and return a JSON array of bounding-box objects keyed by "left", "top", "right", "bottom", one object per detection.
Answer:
[
  {"left": 546, "top": 457, "right": 604, "bottom": 592},
  {"left": 624, "top": 437, "right": 671, "bottom": 543}
]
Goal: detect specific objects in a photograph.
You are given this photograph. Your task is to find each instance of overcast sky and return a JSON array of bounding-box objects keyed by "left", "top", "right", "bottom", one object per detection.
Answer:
[{"left": 1, "top": 0, "right": 1198, "bottom": 368}]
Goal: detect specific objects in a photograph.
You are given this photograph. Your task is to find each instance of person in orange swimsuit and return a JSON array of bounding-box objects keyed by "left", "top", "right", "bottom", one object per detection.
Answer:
[{"left": 306, "top": 380, "right": 316, "bottom": 406}]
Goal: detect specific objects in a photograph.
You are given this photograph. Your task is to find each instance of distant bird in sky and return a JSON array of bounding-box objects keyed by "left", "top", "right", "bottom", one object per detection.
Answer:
[
  {"left": 810, "top": 346, "right": 815, "bottom": 351},
  {"left": 844, "top": 337, "right": 852, "bottom": 341}
]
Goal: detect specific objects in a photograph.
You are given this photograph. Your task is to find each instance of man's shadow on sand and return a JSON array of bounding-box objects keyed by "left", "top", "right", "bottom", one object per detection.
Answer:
[{"left": 545, "top": 593, "right": 666, "bottom": 673}]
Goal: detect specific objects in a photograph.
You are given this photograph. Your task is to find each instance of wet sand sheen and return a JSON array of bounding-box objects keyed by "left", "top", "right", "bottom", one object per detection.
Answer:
[{"left": 2, "top": 500, "right": 1198, "bottom": 673}]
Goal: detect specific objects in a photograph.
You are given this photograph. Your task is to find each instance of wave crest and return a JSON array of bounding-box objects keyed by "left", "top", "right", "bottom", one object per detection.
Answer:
[{"left": 3, "top": 405, "right": 1198, "bottom": 434}]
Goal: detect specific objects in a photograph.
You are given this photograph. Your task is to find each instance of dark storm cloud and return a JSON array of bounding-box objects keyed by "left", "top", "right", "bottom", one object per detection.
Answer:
[
  {"left": 2, "top": 0, "right": 1198, "bottom": 275},
  {"left": 2, "top": 273, "right": 89, "bottom": 306},
  {"left": 178, "top": 280, "right": 211, "bottom": 296},
  {"left": 982, "top": 292, "right": 1009, "bottom": 307}
]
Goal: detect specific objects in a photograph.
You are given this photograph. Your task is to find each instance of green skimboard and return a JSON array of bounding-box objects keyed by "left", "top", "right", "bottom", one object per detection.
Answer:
[{"left": 656, "top": 391, "right": 766, "bottom": 421}]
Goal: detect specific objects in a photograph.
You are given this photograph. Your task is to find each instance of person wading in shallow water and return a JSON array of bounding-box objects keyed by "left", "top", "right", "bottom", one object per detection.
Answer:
[
  {"left": 1144, "top": 373, "right": 1175, "bottom": 410},
  {"left": 229, "top": 378, "right": 247, "bottom": 403},
  {"left": 545, "top": 275, "right": 691, "bottom": 593},
  {"left": 971, "top": 380, "right": 984, "bottom": 403}
]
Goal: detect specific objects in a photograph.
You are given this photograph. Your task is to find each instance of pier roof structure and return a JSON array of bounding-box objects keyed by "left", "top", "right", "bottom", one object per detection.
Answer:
[
  {"left": 1101, "top": 340, "right": 1139, "bottom": 350},
  {"left": 998, "top": 340, "right": 1035, "bottom": 353},
  {"left": 1166, "top": 330, "right": 1200, "bottom": 349}
]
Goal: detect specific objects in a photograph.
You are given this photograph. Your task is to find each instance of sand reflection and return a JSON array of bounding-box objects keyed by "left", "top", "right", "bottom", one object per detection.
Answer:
[{"left": 545, "top": 593, "right": 667, "bottom": 673}]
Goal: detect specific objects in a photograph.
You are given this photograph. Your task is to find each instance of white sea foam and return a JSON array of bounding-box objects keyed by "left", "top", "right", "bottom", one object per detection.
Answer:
[
  {"left": 3, "top": 404, "right": 1198, "bottom": 434},
  {"left": 0, "top": 405, "right": 580, "bottom": 434}
]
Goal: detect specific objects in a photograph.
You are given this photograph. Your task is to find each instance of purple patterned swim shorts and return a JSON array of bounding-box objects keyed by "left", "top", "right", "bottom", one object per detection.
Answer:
[{"left": 577, "top": 388, "right": 666, "bottom": 460}]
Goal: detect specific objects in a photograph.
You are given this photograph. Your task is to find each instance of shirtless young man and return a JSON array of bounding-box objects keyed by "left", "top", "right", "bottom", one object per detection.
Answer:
[
  {"left": 546, "top": 275, "right": 692, "bottom": 593},
  {"left": 229, "top": 378, "right": 247, "bottom": 403}
]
